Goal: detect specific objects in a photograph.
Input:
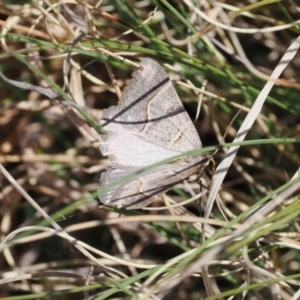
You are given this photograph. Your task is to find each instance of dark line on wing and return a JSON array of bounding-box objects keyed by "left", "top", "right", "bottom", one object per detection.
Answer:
[
  {"left": 101, "top": 77, "right": 185, "bottom": 126},
  {"left": 102, "top": 106, "right": 185, "bottom": 125}
]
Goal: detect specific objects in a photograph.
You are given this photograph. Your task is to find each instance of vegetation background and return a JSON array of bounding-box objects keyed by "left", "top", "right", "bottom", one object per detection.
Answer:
[{"left": 1, "top": 0, "right": 300, "bottom": 299}]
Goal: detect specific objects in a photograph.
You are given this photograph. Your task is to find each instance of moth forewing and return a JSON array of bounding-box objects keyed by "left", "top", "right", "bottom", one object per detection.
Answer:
[{"left": 99, "top": 58, "right": 205, "bottom": 209}]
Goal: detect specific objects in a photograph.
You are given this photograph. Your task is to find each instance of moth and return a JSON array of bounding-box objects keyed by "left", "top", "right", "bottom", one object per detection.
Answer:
[{"left": 99, "top": 58, "right": 206, "bottom": 209}]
